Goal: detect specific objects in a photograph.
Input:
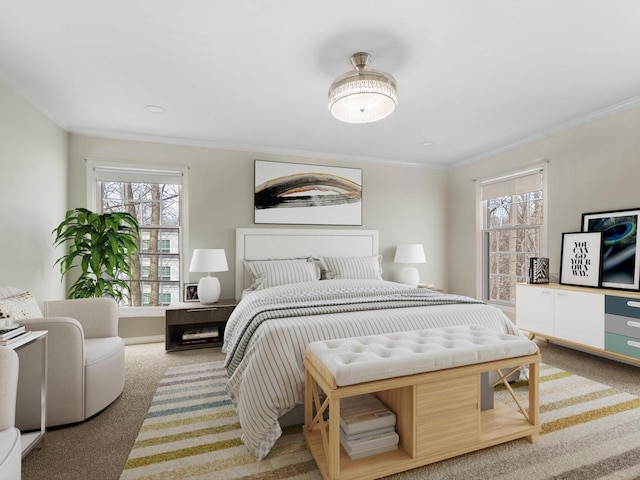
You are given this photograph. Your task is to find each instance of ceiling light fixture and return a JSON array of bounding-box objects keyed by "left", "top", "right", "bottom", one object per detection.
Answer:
[{"left": 328, "top": 52, "right": 397, "bottom": 124}]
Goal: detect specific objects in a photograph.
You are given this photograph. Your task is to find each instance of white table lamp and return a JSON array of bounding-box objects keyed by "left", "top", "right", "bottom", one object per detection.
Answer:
[
  {"left": 394, "top": 244, "right": 426, "bottom": 288},
  {"left": 188, "top": 249, "right": 229, "bottom": 304}
]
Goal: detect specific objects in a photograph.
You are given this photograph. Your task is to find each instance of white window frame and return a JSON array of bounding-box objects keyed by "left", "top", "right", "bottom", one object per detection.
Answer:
[
  {"left": 86, "top": 159, "right": 189, "bottom": 317},
  {"left": 475, "top": 162, "right": 548, "bottom": 313}
]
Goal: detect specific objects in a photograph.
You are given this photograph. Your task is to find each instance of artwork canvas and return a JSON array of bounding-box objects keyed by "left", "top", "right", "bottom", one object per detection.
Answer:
[
  {"left": 582, "top": 208, "right": 640, "bottom": 290},
  {"left": 254, "top": 160, "right": 362, "bottom": 225},
  {"left": 528, "top": 257, "right": 549, "bottom": 284},
  {"left": 559, "top": 232, "right": 603, "bottom": 288}
]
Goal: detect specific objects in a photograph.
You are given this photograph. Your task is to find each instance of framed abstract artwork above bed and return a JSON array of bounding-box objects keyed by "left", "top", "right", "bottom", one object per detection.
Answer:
[{"left": 254, "top": 159, "right": 362, "bottom": 225}]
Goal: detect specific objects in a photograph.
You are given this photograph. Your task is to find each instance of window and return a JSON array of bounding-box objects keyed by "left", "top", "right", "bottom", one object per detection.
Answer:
[
  {"left": 480, "top": 168, "right": 546, "bottom": 306},
  {"left": 88, "top": 162, "right": 187, "bottom": 309}
]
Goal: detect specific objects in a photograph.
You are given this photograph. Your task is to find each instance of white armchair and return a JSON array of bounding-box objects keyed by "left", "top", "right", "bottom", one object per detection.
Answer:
[
  {"left": 20, "top": 298, "right": 125, "bottom": 427},
  {"left": 0, "top": 347, "right": 21, "bottom": 480}
]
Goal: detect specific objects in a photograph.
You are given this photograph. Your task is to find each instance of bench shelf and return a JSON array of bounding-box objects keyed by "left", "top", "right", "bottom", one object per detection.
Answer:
[{"left": 303, "top": 352, "right": 540, "bottom": 480}]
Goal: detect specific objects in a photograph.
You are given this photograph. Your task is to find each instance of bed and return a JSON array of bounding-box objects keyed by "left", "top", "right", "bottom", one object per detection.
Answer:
[{"left": 222, "top": 228, "right": 523, "bottom": 460}]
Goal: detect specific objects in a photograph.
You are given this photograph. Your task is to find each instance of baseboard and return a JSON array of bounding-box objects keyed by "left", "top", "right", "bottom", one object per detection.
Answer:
[{"left": 124, "top": 335, "right": 164, "bottom": 345}]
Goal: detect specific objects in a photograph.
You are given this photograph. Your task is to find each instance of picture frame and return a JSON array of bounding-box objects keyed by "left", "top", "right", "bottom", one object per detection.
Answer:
[
  {"left": 582, "top": 208, "right": 640, "bottom": 290},
  {"left": 528, "top": 257, "right": 549, "bottom": 284},
  {"left": 254, "top": 159, "right": 362, "bottom": 225},
  {"left": 559, "top": 231, "right": 603, "bottom": 288},
  {"left": 183, "top": 283, "right": 199, "bottom": 302}
]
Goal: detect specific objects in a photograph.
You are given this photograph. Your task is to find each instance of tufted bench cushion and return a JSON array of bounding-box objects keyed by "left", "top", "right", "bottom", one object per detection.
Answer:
[{"left": 306, "top": 325, "right": 538, "bottom": 387}]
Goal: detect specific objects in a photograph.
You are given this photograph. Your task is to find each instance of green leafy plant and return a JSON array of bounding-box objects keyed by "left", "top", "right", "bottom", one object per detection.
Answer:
[{"left": 53, "top": 207, "right": 140, "bottom": 301}]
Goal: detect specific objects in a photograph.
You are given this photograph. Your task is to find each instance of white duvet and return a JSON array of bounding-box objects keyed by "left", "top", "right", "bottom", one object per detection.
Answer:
[{"left": 222, "top": 279, "right": 521, "bottom": 460}]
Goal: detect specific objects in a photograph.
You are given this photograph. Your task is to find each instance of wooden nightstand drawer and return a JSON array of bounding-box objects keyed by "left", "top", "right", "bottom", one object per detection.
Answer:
[{"left": 165, "top": 300, "right": 236, "bottom": 351}]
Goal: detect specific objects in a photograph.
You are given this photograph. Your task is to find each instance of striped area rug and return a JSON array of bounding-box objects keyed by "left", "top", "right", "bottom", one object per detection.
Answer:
[{"left": 120, "top": 362, "right": 640, "bottom": 480}]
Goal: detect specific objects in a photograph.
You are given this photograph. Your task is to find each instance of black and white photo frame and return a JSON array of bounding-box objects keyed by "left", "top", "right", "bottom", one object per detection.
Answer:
[
  {"left": 183, "top": 283, "right": 199, "bottom": 302},
  {"left": 559, "top": 231, "right": 603, "bottom": 288}
]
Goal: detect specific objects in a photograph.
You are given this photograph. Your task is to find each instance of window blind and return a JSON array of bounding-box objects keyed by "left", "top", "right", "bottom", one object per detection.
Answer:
[
  {"left": 93, "top": 165, "right": 183, "bottom": 185},
  {"left": 480, "top": 169, "right": 542, "bottom": 200}
]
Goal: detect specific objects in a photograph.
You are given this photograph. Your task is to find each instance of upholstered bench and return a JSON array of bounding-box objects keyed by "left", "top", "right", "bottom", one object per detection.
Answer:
[{"left": 303, "top": 325, "right": 541, "bottom": 480}]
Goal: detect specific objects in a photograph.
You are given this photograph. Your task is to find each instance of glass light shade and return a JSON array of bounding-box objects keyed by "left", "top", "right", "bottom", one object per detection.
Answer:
[
  {"left": 328, "top": 52, "right": 397, "bottom": 124},
  {"left": 394, "top": 244, "right": 426, "bottom": 264},
  {"left": 189, "top": 249, "right": 229, "bottom": 273}
]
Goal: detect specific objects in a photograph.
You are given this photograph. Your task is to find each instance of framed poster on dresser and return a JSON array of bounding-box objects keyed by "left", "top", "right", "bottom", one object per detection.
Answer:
[{"left": 582, "top": 208, "right": 640, "bottom": 290}]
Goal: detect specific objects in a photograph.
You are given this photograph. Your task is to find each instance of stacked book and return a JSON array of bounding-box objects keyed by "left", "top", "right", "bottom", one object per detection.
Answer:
[
  {"left": 179, "top": 326, "right": 220, "bottom": 346},
  {"left": 339, "top": 393, "right": 399, "bottom": 460},
  {"left": 0, "top": 324, "right": 31, "bottom": 346}
]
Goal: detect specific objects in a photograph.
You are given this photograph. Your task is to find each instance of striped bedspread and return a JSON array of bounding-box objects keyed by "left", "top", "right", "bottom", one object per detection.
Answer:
[{"left": 222, "top": 280, "right": 521, "bottom": 460}]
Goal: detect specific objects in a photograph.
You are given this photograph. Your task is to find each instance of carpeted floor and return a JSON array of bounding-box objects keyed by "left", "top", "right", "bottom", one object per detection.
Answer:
[
  {"left": 22, "top": 340, "right": 640, "bottom": 480},
  {"left": 120, "top": 359, "right": 640, "bottom": 480}
]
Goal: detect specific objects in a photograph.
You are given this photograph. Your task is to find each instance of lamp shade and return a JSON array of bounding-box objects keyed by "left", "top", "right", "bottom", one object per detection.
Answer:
[
  {"left": 328, "top": 52, "right": 397, "bottom": 124},
  {"left": 189, "top": 249, "right": 229, "bottom": 273},
  {"left": 394, "top": 244, "right": 426, "bottom": 265},
  {"left": 189, "top": 249, "right": 228, "bottom": 305}
]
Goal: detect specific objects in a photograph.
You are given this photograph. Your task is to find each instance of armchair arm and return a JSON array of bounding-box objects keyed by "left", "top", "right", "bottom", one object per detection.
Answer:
[
  {"left": 19, "top": 317, "right": 85, "bottom": 426},
  {"left": 40, "top": 298, "right": 119, "bottom": 339},
  {"left": 0, "top": 347, "right": 19, "bottom": 430}
]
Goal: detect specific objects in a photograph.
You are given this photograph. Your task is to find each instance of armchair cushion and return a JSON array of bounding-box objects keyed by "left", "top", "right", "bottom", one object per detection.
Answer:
[{"left": 0, "top": 291, "right": 43, "bottom": 320}]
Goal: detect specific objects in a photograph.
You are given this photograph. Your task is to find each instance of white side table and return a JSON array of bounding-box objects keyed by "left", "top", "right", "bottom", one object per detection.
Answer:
[{"left": 9, "top": 330, "right": 48, "bottom": 457}]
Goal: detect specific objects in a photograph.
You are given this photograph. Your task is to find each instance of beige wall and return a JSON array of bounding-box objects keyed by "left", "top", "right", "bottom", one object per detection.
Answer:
[
  {"left": 447, "top": 104, "right": 640, "bottom": 299},
  {"left": 68, "top": 134, "right": 448, "bottom": 339},
  {"left": 0, "top": 79, "right": 68, "bottom": 300}
]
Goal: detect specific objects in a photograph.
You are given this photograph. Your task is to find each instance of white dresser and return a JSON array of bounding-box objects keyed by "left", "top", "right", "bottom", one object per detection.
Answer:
[{"left": 516, "top": 283, "right": 640, "bottom": 365}]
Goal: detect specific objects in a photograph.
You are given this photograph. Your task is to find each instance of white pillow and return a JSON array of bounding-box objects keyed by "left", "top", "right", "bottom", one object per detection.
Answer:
[
  {"left": 319, "top": 255, "right": 383, "bottom": 280},
  {"left": 0, "top": 291, "right": 43, "bottom": 320},
  {"left": 244, "top": 259, "right": 320, "bottom": 290}
]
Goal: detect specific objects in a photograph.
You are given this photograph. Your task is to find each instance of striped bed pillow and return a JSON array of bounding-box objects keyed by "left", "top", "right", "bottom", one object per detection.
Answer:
[
  {"left": 244, "top": 259, "right": 320, "bottom": 290},
  {"left": 319, "top": 255, "right": 383, "bottom": 280}
]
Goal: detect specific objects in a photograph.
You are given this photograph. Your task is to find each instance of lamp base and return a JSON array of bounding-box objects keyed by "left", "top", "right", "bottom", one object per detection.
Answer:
[
  {"left": 398, "top": 267, "right": 420, "bottom": 288},
  {"left": 197, "top": 276, "right": 221, "bottom": 304}
]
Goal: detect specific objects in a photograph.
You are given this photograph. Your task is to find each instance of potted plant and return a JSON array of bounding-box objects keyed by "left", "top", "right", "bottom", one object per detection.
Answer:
[{"left": 53, "top": 207, "right": 140, "bottom": 301}]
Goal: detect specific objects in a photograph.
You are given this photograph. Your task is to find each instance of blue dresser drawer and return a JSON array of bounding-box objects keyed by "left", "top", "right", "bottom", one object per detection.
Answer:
[
  {"left": 605, "top": 332, "right": 640, "bottom": 360},
  {"left": 604, "top": 314, "right": 640, "bottom": 339},
  {"left": 604, "top": 295, "right": 640, "bottom": 319}
]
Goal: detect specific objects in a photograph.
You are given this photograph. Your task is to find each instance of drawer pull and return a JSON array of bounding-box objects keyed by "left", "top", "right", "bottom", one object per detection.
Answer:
[
  {"left": 627, "top": 320, "right": 640, "bottom": 329},
  {"left": 187, "top": 308, "right": 218, "bottom": 312},
  {"left": 626, "top": 301, "right": 640, "bottom": 309},
  {"left": 627, "top": 340, "right": 640, "bottom": 349},
  {"left": 541, "top": 291, "right": 552, "bottom": 295}
]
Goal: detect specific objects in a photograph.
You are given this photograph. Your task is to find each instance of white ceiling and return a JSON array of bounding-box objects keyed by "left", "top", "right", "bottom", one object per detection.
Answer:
[{"left": 1, "top": 1, "right": 640, "bottom": 168}]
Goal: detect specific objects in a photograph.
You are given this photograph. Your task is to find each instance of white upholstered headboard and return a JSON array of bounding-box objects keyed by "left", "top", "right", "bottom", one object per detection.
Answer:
[{"left": 235, "top": 228, "right": 379, "bottom": 299}]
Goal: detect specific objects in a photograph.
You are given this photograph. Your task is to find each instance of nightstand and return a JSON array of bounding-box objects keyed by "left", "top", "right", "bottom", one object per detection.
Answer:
[{"left": 165, "top": 300, "right": 236, "bottom": 351}]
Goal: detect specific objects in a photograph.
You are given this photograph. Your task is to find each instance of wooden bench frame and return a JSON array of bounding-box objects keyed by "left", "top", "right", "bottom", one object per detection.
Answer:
[{"left": 303, "top": 350, "right": 541, "bottom": 480}]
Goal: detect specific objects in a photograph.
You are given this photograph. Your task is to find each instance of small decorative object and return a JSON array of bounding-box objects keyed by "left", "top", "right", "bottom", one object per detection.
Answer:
[
  {"left": 394, "top": 244, "right": 426, "bottom": 288},
  {"left": 528, "top": 257, "right": 549, "bottom": 284},
  {"left": 582, "top": 208, "right": 640, "bottom": 290},
  {"left": 559, "top": 232, "right": 603, "bottom": 288},
  {"left": 183, "top": 284, "right": 199, "bottom": 302},
  {"left": 189, "top": 249, "right": 229, "bottom": 304},
  {"left": 254, "top": 160, "right": 362, "bottom": 225}
]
